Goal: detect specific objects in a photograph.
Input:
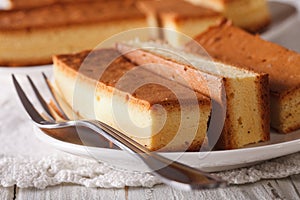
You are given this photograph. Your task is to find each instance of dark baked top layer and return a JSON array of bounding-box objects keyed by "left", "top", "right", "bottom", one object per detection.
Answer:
[
  {"left": 0, "top": 1, "right": 145, "bottom": 30},
  {"left": 191, "top": 21, "right": 300, "bottom": 94},
  {"left": 54, "top": 48, "right": 209, "bottom": 106}
]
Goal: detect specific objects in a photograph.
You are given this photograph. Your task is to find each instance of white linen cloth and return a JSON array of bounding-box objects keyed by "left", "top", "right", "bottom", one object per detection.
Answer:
[{"left": 1, "top": 0, "right": 300, "bottom": 189}]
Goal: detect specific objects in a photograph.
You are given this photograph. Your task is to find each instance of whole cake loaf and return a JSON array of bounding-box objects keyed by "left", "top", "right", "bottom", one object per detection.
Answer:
[
  {"left": 188, "top": 21, "right": 300, "bottom": 133},
  {"left": 53, "top": 48, "right": 211, "bottom": 151}
]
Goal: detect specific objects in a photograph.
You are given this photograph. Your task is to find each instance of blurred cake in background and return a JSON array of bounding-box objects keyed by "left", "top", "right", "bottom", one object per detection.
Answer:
[
  {"left": 186, "top": 0, "right": 271, "bottom": 32},
  {"left": 0, "top": 1, "right": 147, "bottom": 66},
  {"left": 0, "top": 0, "right": 272, "bottom": 66},
  {"left": 137, "top": 0, "right": 223, "bottom": 46}
]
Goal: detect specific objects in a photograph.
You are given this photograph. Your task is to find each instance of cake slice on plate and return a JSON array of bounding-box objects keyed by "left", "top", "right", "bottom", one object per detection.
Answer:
[
  {"left": 116, "top": 41, "right": 270, "bottom": 149},
  {"left": 53, "top": 48, "right": 211, "bottom": 151},
  {"left": 188, "top": 21, "right": 300, "bottom": 133}
]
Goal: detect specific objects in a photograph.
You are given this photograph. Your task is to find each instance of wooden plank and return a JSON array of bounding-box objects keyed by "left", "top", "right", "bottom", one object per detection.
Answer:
[
  {"left": 259, "top": 180, "right": 287, "bottom": 199},
  {"left": 16, "top": 184, "right": 125, "bottom": 200},
  {"left": 128, "top": 182, "right": 276, "bottom": 200},
  {"left": 237, "top": 181, "right": 275, "bottom": 200},
  {"left": 289, "top": 174, "right": 300, "bottom": 198},
  {"left": 0, "top": 186, "right": 15, "bottom": 200},
  {"left": 127, "top": 186, "right": 155, "bottom": 199},
  {"left": 275, "top": 177, "right": 300, "bottom": 199},
  {"left": 179, "top": 184, "right": 257, "bottom": 200},
  {"left": 14, "top": 177, "right": 300, "bottom": 200},
  {"left": 127, "top": 179, "right": 300, "bottom": 200}
]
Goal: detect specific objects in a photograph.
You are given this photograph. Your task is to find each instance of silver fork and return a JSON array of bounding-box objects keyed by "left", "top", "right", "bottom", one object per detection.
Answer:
[{"left": 12, "top": 73, "right": 227, "bottom": 191}]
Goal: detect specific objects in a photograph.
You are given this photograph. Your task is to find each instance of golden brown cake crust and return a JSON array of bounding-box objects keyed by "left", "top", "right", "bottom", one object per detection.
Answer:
[
  {"left": 0, "top": 56, "right": 51, "bottom": 67},
  {"left": 53, "top": 49, "right": 210, "bottom": 107},
  {"left": 191, "top": 21, "right": 300, "bottom": 96},
  {"left": 256, "top": 74, "right": 270, "bottom": 141},
  {"left": 0, "top": 1, "right": 145, "bottom": 31}
]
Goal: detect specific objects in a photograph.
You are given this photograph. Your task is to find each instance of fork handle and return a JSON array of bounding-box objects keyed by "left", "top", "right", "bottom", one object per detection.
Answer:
[{"left": 77, "top": 120, "right": 226, "bottom": 191}]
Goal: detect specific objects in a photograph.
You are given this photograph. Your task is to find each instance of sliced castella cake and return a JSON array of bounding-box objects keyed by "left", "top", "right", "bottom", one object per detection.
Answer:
[
  {"left": 188, "top": 21, "right": 300, "bottom": 133},
  {"left": 53, "top": 48, "right": 211, "bottom": 151},
  {"left": 116, "top": 41, "right": 270, "bottom": 149}
]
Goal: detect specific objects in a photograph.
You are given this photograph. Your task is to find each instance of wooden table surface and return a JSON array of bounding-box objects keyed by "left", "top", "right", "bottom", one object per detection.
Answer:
[{"left": 3, "top": 174, "right": 300, "bottom": 200}]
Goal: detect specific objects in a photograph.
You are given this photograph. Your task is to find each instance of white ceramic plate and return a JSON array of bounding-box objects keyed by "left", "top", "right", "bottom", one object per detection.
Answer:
[
  {"left": 8, "top": 0, "right": 300, "bottom": 173},
  {"left": 7, "top": 66, "right": 300, "bottom": 173},
  {"left": 261, "top": 1, "right": 299, "bottom": 40},
  {"left": 34, "top": 126, "right": 300, "bottom": 172}
]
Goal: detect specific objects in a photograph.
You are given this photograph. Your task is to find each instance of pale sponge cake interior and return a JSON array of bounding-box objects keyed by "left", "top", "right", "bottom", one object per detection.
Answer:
[
  {"left": 272, "top": 89, "right": 300, "bottom": 133},
  {"left": 53, "top": 48, "right": 211, "bottom": 151},
  {"left": 116, "top": 41, "right": 270, "bottom": 149},
  {"left": 1, "top": 21, "right": 147, "bottom": 66}
]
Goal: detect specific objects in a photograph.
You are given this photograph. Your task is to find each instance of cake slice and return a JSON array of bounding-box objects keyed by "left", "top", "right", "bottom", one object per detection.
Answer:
[
  {"left": 53, "top": 48, "right": 211, "bottom": 151},
  {"left": 186, "top": 0, "right": 271, "bottom": 32},
  {"left": 137, "top": 0, "right": 223, "bottom": 46},
  {"left": 116, "top": 41, "right": 270, "bottom": 149},
  {"left": 0, "top": 1, "right": 147, "bottom": 66},
  {"left": 188, "top": 21, "right": 300, "bottom": 133}
]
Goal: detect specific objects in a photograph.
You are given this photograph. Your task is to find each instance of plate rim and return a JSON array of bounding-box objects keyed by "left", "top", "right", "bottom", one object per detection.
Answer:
[{"left": 34, "top": 125, "right": 300, "bottom": 172}]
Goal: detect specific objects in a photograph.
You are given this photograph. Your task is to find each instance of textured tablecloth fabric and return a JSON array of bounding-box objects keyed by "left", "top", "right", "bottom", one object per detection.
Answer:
[{"left": 1, "top": 0, "right": 300, "bottom": 189}]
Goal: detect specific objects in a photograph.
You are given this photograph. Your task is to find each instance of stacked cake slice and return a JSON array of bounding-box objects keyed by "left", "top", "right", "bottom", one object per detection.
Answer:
[
  {"left": 116, "top": 41, "right": 270, "bottom": 149},
  {"left": 53, "top": 48, "right": 211, "bottom": 151},
  {"left": 54, "top": 43, "right": 271, "bottom": 150},
  {"left": 189, "top": 21, "right": 300, "bottom": 134}
]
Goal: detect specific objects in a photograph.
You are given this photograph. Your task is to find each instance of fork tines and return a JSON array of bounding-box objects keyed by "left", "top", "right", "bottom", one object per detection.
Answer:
[{"left": 12, "top": 73, "right": 69, "bottom": 123}]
